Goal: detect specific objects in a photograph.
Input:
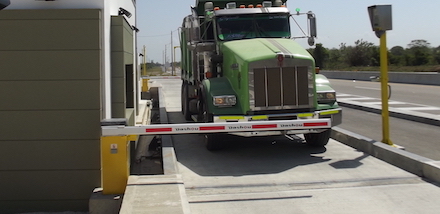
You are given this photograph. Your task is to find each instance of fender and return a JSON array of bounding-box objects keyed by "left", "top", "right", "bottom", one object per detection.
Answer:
[{"left": 201, "top": 77, "right": 243, "bottom": 115}]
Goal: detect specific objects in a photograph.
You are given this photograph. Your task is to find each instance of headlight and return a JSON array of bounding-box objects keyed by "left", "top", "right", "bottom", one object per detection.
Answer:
[
  {"left": 317, "top": 92, "right": 336, "bottom": 104},
  {"left": 213, "top": 95, "right": 237, "bottom": 107}
]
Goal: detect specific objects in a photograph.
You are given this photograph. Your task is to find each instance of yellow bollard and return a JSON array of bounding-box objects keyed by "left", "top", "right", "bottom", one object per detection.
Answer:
[
  {"left": 142, "top": 79, "right": 149, "bottom": 92},
  {"left": 127, "top": 135, "right": 138, "bottom": 142},
  {"left": 101, "top": 135, "right": 130, "bottom": 195}
]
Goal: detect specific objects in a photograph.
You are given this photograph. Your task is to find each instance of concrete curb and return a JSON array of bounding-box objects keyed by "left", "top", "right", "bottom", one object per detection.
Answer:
[
  {"left": 159, "top": 88, "right": 179, "bottom": 175},
  {"left": 331, "top": 127, "right": 440, "bottom": 184},
  {"left": 158, "top": 86, "right": 191, "bottom": 214},
  {"left": 119, "top": 87, "right": 191, "bottom": 214},
  {"left": 335, "top": 97, "right": 440, "bottom": 184}
]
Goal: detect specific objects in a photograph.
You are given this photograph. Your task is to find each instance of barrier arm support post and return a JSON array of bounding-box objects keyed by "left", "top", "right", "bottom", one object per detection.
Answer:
[{"left": 101, "top": 119, "right": 130, "bottom": 195}]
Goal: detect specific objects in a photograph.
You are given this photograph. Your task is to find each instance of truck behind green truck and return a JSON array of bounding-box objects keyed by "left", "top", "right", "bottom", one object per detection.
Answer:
[{"left": 180, "top": 0, "right": 342, "bottom": 150}]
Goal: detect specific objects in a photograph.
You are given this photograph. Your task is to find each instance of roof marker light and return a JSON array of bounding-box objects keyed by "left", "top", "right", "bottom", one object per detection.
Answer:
[
  {"left": 248, "top": 4, "right": 254, "bottom": 8},
  {"left": 214, "top": 7, "right": 220, "bottom": 10},
  {"left": 226, "top": 2, "right": 236, "bottom": 9},
  {"left": 262, "top": 1, "right": 272, "bottom": 7},
  {"left": 204, "top": 2, "right": 214, "bottom": 11},
  {"left": 256, "top": 4, "right": 262, "bottom": 8},
  {"left": 239, "top": 4, "right": 246, "bottom": 8},
  {"left": 273, "top": 0, "right": 282, "bottom": 7}
]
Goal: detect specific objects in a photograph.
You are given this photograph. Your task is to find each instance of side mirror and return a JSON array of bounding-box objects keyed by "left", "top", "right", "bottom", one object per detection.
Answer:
[
  {"left": 0, "top": 0, "right": 10, "bottom": 10},
  {"left": 307, "top": 12, "right": 317, "bottom": 38},
  {"left": 308, "top": 37, "right": 315, "bottom": 46},
  {"left": 307, "top": 11, "right": 317, "bottom": 46}
]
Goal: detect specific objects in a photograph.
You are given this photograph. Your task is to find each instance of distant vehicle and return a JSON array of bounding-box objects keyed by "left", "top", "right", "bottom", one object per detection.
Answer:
[
  {"left": 180, "top": 0, "right": 342, "bottom": 150},
  {"left": 0, "top": 0, "right": 10, "bottom": 10}
]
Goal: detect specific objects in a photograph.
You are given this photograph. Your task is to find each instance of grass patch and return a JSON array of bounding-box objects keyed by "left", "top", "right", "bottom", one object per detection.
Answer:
[{"left": 141, "top": 66, "right": 175, "bottom": 77}]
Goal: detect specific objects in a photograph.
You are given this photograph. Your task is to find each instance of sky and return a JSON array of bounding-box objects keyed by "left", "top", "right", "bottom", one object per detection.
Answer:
[{"left": 136, "top": 0, "right": 440, "bottom": 63}]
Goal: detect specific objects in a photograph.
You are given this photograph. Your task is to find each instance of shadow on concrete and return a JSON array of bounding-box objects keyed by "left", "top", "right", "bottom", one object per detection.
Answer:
[
  {"left": 329, "top": 153, "right": 368, "bottom": 169},
  {"left": 167, "top": 112, "right": 331, "bottom": 177}
]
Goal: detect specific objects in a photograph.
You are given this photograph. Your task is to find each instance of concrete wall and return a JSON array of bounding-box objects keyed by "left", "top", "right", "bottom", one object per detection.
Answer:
[
  {"left": 321, "top": 70, "right": 440, "bottom": 86},
  {"left": 5, "top": 0, "right": 137, "bottom": 119},
  {"left": 111, "top": 16, "right": 135, "bottom": 123},
  {"left": 0, "top": 9, "right": 102, "bottom": 213}
]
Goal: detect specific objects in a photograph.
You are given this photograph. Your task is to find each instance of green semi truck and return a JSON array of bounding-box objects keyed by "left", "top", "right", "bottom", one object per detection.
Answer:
[{"left": 180, "top": 0, "right": 342, "bottom": 150}]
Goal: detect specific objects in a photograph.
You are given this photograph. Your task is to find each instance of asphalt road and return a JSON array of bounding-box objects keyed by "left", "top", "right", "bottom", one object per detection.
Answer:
[
  {"left": 329, "top": 79, "right": 440, "bottom": 108},
  {"left": 336, "top": 107, "right": 440, "bottom": 160},
  {"left": 329, "top": 79, "right": 440, "bottom": 160}
]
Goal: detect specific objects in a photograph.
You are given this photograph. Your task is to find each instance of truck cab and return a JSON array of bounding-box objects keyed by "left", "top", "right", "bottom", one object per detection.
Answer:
[{"left": 180, "top": 0, "right": 342, "bottom": 150}]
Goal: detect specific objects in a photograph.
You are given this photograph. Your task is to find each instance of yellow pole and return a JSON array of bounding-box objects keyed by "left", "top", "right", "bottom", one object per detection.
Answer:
[
  {"left": 142, "top": 45, "right": 147, "bottom": 76},
  {"left": 379, "top": 32, "right": 393, "bottom": 146}
]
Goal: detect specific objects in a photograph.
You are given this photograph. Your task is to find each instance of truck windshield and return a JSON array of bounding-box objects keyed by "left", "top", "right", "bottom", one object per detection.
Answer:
[{"left": 216, "top": 14, "right": 290, "bottom": 41}]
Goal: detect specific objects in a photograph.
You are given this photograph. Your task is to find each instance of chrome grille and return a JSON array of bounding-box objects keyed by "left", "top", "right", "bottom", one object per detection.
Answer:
[{"left": 251, "top": 66, "right": 310, "bottom": 110}]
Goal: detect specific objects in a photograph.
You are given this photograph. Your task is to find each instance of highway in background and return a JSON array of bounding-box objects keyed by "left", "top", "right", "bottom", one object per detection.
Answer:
[
  {"left": 329, "top": 79, "right": 440, "bottom": 160},
  {"left": 330, "top": 79, "right": 440, "bottom": 108}
]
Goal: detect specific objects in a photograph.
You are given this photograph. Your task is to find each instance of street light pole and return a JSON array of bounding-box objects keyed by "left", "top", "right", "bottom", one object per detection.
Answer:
[
  {"left": 171, "top": 31, "right": 174, "bottom": 76},
  {"left": 163, "top": 45, "right": 167, "bottom": 73},
  {"left": 173, "top": 46, "right": 180, "bottom": 76}
]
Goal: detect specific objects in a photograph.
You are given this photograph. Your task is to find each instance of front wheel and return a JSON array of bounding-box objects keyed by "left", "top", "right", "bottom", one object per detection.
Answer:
[
  {"left": 197, "top": 87, "right": 213, "bottom": 123},
  {"left": 304, "top": 129, "right": 331, "bottom": 147}
]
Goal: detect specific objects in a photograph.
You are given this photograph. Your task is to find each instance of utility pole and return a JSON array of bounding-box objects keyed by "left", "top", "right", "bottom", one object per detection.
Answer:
[
  {"left": 142, "top": 45, "right": 146, "bottom": 76},
  {"left": 171, "top": 31, "right": 174, "bottom": 76},
  {"left": 174, "top": 46, "right": 180, "bottom": 75},
  {"left": 163, "top": 49, "right": 165, "bottom": 73}
]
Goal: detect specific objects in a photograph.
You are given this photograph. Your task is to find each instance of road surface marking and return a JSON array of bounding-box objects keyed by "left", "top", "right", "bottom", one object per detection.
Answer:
[
  {"left": 394, "top": 107, "right": 440, "bottom": 111},
  {"left": 355, "top": 86, "right": 381, "bottom": 91},
  {"left": 363, "top": 101, "right": 406, "bottom": 105},
  {"left": 338, "top": 97, "right": 376, "bottom": 101}
]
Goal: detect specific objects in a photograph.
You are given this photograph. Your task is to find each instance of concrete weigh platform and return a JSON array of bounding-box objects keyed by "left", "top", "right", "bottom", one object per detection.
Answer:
[{"left": 120, "top": 78, "right": 440, "bottom": 214}]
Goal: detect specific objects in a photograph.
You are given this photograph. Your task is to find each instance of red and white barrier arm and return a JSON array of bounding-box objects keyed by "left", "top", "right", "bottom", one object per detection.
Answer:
[{"left": 101, "top": 119, "right": 331, "bottom": 136}]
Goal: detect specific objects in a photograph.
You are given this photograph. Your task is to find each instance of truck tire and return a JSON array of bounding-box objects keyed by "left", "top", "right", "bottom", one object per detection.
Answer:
[
  {"left": 181, "top": 83, "right": 192, "bottom": 121},
  {"left": 197, "top": 87, "right": 213, "bottom": 123},
  {"left": 304, "top": 129, "right": 331, "bottom": 147},
  {"left": 205, "top": 134, "right": 223, "bottom": 151}
]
